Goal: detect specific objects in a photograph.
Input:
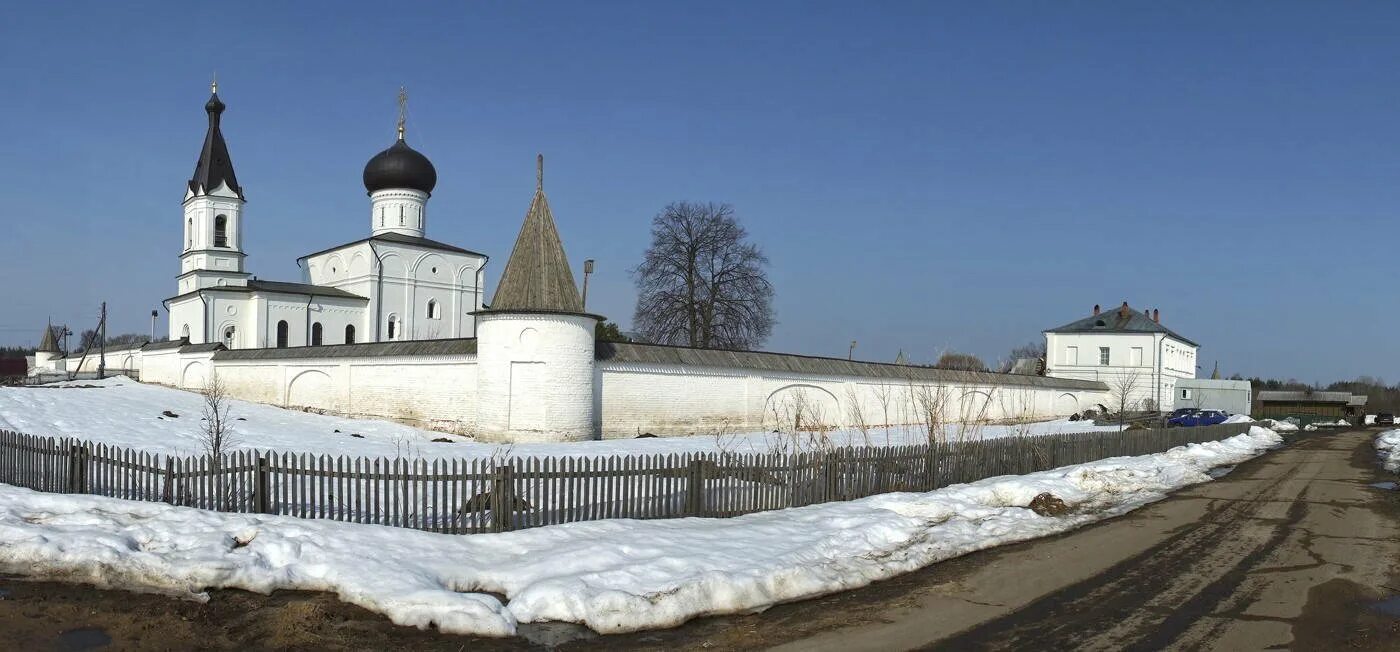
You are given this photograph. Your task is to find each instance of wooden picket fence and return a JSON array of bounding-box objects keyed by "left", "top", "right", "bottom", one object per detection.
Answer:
[{"left": 0, "top": 423, "right": 1252, "bottom": 534}]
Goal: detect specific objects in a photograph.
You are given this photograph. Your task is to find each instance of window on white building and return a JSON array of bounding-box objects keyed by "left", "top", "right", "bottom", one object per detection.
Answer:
[
  {"left": 427, "top": 299, "right": 440, "bottom": 320},
  {"left": 1130, "top": 347, "right": 1143, "bottom": 366},
  {"left": 387, "top": 314, "right": 399, "bottom": 340},
  {"left": 276, "top": 321, "right": 289, "bottom": 348},
  {"left": 1181, "top": 388, "right": 1191, "bottom": 400},
  {"left": 1066, "top": 346, "right": 1078, "bottom": 365},
  {"left": 311, "top": 322, "right": 323, "bottom": 346},
  {"left": 186, "top": 218, "right": 192, "bottom": 250},
  {"left": 345, "top": 324, "right": 356, "bottom": 344},
  {"left": 214, "top": 215, "right": 228, "bottom": 248},
  {"left": 1099, "top": 347, "right": 1110, "bottom": 366},
  {"left": 222, "top": 326, "right": 235, "bottom": 349}
]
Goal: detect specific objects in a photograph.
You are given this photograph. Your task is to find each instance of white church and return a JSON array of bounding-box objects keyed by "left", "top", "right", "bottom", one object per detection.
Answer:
[
  {"left": 34, "top": 86, "right": 1121, "bottom": 443},
  {"left": 170, "top": 85, "right": 486, "bottom": 350}
]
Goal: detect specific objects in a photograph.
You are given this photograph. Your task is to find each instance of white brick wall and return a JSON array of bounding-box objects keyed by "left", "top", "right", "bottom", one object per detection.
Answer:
[{"left": 476, "top": 313, "right": 596, "bottom": 443}]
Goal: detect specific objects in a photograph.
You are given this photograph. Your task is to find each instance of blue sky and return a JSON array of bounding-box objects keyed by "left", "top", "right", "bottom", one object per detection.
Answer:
[{"left": 1, "top": 2, "right": 1397, "bottom": 383}]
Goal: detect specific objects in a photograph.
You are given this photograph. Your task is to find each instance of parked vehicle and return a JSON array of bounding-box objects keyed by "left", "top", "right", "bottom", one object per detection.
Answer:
[
  {"left": 1168, "top": 409, "right": 1229, "bottom": 427},
  {"left": 1377, "top": 413, "right": 1395, "bottom": 426}
]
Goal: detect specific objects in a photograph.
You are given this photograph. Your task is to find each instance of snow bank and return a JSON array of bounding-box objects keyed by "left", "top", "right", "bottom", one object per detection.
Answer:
[
  {"left": 0, "top": 377, "right": 1119, "bottom": 460},
  {"left": 0, "top": 427, "right": 1282, "bottom": 637},
  {"left": 1223, "top": 414, "right": 1254, "bottom": 424},
  {"left": 1376, "top": 429, "right": 1400, "bottom": 473},
  {"left": 1258, "top": 418, "right": 1299, "bottom": 433}
]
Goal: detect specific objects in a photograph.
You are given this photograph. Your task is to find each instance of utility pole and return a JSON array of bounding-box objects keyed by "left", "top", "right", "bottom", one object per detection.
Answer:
[
  {"left": 848, "top": 340, "right": 857, "bottom": 361},
  {"left": 581, "top": 259, "right": 595, "bottom": 310},
  {"left": 97, "top": 302, "right": 107, "bottom": 380},
  {"left": 150, "top": 309, "right": 158, "bottom": 342}
]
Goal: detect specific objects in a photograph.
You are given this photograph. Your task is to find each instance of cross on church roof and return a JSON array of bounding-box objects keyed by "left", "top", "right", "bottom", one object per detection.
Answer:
[{"left": 396, "top": 86, "right": 408, "bottom": 140}]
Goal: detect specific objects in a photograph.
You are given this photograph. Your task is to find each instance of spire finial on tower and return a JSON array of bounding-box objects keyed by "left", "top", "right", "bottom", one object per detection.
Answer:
[
  {"left": 211, "top": 72, "right": 217, "bottom": 95},
  {"left": 396, "top": 86, "right": 408, "bottom": 141},
  {"left": 537, "top": 153, "right": 544, "bottom": 191}
]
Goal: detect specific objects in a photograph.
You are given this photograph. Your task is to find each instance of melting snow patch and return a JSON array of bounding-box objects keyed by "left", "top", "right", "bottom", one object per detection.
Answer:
[
  {"left": 0, "top": 427, "right": 1282, "bottom": 637},
  {"left": 1376, "top": 430, "right": 1400, "bottom": 473}
]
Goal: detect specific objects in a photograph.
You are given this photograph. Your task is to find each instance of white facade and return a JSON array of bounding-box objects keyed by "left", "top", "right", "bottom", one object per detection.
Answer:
[
  {"left": 1044, "top": 313, "right": 1197, "bottom": 412},
  {"left": 476, "top": 312, "right": 598, "bottom": 443}
]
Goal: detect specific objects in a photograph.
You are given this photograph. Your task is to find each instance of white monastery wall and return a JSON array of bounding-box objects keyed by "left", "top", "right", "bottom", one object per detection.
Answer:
[
  {"left": 476, "top": 313, "right": 596, "bottom": 443},
  {"left": 597, "top": 361, "right": 1106, "bottom": 439}
]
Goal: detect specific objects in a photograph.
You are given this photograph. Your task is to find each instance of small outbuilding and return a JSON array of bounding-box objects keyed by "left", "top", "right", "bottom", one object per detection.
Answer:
[
  {"left": 1255, "top": 390, "right": 1367, "bottom": 426},
  {"left": 1173, "top": 378, "right": 1252, "bottom": 416}
]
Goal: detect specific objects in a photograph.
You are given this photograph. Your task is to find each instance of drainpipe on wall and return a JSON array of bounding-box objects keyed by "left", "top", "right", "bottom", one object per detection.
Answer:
[
  {"left": 1156, "top": 334, "right": 1164, "bottom": 415},
  {"left": 197, "top": 292, "right": 210, "bottom": 344},
  {"left": 304, "top": 295, "right": 315, "bottom": 345},
  {"left": 474, "top": 255, "right": 489, "bottom": 334},
  {"left": 369, "top": 240, "right": 386, "bottom": 341}
]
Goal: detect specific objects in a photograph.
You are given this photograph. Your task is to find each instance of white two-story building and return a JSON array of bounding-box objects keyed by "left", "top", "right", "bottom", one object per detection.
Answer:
[{"left": 1043, "top": 302, "right": 1198, "bottom": 412}]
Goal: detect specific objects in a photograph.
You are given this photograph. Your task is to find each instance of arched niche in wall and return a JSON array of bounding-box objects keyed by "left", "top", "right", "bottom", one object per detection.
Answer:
[
  {"left": 286, "top": 369, "right": 335, "bottom": 411},
  {"left": 763, "top": 384, "right": 841, "bottom": 432},
  {"left": 181, "top": 361, "right": 207, "bottom": 388}
]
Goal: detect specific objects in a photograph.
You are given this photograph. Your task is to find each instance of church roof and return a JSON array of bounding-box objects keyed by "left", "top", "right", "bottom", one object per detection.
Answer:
[
  {"left": 246, "top": 280, "right": 365, "bottom": 300},
  {"left": 36, "top": 324, "right": 59, "bottom": 353},
  {"left": 1046, "top": 303, "right": 1198, "bottom": 347},
  {"left": 486, "top": 156, "right": 586, "bottom": 314},
  {"left": 188, "top": 86, "right": 243, "bottom": 199},
  {"left": 297, "top": 232, "right": 486, "bottom": 263}
]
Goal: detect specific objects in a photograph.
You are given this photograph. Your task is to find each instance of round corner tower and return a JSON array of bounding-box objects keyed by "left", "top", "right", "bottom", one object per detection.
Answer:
[{"left": 474, "top": 156, "right": 600, "bottom": 443}]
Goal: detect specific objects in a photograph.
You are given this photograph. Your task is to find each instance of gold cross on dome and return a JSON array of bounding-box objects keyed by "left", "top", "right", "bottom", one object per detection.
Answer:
[{"left": 397, "top": 86, "right": 408, "bottom": 140}]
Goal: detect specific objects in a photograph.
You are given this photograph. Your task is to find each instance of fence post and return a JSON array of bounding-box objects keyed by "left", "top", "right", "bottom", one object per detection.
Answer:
[
  {"left": 824, "top": 450, "right": 842, "bottom": 501},
  {"left": 162, "top": 456, "right": 175, "bottom": 504},
  {"left": 491, "top": 464, "right": 515, "bottom": 533},
  {"left": 254, "top": 454, "right": 271, "bottom": 514},
  {"left": 66, "top": 444, "right": 86, "bottom": 494},
  {"left": 685, "top": 459, "right": 706, "bottom": 517}
]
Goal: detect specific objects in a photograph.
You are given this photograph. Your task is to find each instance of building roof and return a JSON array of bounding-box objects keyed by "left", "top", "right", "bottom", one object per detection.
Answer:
[
  {"left": 245, "top": 280, "right": 366, "bottom": 300},
  {"left": 297, "top": 232, "right": 486, "bottom": 262},
  {"left": 143, "top": 338, "right": 189, "bottom": 351},
  {"left": 188, "top": 87, "right": 243, "bottom": 199},
  {"left": 596, "top": 341, "right": 1109, "bottom": 391},
  {"left": 1256, "top": 390, "right": 1354, "bottom": 404},
  {"left": 36, "top": 324, "right": 59, "bottom": 353},
  {"left": 363, "top": 137, "right": 437, "bottom": 195},
  {"left": 167, "top": 280, "right": 366, "bottom": 304},
  {"left": 1046, "top": 303, "right": 1198, "bottom": 347},
  {"left": 1348, "top": 395, "right": 1370, "bottom": 407},
  {"left": 214, "top": 338, "right": 477, "bottom": 360},
  {"left": 486, "top": 156, "right": 586, "bottom": 314}
]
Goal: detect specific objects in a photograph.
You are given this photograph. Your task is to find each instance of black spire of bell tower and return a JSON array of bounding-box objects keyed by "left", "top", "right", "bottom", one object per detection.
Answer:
[{"left": 188, "top": 80, "right": 243, "bottom": 199}]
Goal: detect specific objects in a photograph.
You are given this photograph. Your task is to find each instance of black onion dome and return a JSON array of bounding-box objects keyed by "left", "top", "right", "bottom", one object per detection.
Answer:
[
  {"left": 205, "top": 92, "right": 225, "bottom": 115},
  {"left": 363, "top": 139, "right": 437, "bottom": 194}
]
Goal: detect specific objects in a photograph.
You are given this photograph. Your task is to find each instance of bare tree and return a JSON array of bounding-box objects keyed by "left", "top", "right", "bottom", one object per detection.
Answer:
[
  {"left": 1107, "top": 370, "right": 1143, "bottom": 428},
  {"left": 631, "top": 202, "right": 774, "bottom": 349},
  {"left": 933, "top": 351, "right": 988, "bottom": 372},
  {"left": 200, "top": 371, "right": 237, "bottom": 460}
]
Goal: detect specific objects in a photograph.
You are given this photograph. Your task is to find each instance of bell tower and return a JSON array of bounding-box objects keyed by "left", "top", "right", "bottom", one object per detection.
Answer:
[{"left": 178, "top": 80, "right": 249, "bottom": 295}]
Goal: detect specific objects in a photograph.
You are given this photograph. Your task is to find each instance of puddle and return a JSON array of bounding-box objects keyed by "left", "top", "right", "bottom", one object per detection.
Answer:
[
  {"left": 1370, "top": 595, "right": 1400, "bottom": 617},
  {"left": 516, "top": 621, "right": 598, "bottom": 647},
  {"left": 1207, "top": 465, "right": 1236, "bottom": 479},
  {"left": 56, "top": 627, "right": 111, "bottom": 651},
  {"left": 1368, "top": 481, "right": 1398, "bottom": 491}
]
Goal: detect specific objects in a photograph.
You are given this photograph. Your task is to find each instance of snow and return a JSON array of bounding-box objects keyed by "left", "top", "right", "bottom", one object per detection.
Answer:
[
  {"left": 1376, "top": 429, "right": 1400, "bottom": 473},
  {"left": 1223, "top": 414, "right": 1254, "bottom": 424},
  {"left": 1258, "top": 418, "right": 1300, "bottom": 433},
  {"left": 0, "top": 426, "right": 1282, "bottom": 637},
  {"left": 0, "top": 376, "right": 1121, "bottom": 460}
]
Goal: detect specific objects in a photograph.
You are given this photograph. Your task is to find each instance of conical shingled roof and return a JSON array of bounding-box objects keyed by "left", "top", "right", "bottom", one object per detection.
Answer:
[
  {"left": 37, "top": 324, "right": 59, "bottom": 353},
  {"left": 487, "top": 157, "right": 585, "bottom": 313},
  {"left": 189, "top": 89, "right": 243, "bottom": 199}
]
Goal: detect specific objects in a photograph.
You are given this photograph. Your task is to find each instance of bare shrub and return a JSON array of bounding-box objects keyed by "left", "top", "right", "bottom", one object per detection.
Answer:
[{"left": 199, "top": 371, "right": 236, "bottom": 459}]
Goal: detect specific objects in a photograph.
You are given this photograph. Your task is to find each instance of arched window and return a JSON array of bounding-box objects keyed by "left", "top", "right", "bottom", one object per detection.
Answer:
[
  {"left": 344, "top": 324, "right": 356, "bottom": 344},
  {"left": 222, "top": 326, "right": 235, "bottom": 348},
  {"left": 276, "top": 320, "right": 289, "bottom": 348},
  {"left": 181, "top": 324, "right": 190, "bottom": 341},
  {"left": 387, "top": 314, "right": 399, "bottom": 340},
  {"left": 214, "top": 215, "right": 228, "bottom": 248},
  {"left": 186, "top": 218, "right": 193, "bottom": 250},
  {"left": 311, "top": 322, "right": 323, "bottom": 346},
  {"left": 427, "top": 299, "right": 440, "bottom": 320}
]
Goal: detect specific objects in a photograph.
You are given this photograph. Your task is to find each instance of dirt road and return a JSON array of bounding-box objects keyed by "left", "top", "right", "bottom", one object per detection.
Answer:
[
  {"left": 3, "top": 430, "right": 1397, "bottom": 650},
  {"left": 603, "top": 429, "right": 1400, "bottom": 651}
]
